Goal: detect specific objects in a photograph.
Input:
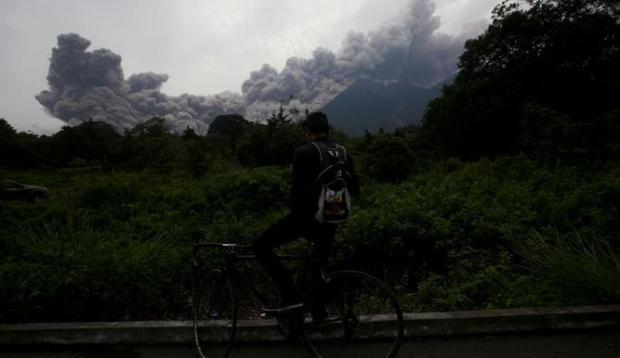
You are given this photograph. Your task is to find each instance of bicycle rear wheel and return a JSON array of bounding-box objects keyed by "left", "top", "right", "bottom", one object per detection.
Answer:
[
  {"left": 302, "top": 270, "right": 404, "bottom": 358},
  {"left": 193, "top": 269, "right": 237, "bottom": 358}
]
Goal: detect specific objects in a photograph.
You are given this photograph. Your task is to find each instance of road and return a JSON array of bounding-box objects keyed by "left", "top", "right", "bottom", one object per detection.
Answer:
[{"left": 2, "top": 330, "right": 619, "bottom": 358}]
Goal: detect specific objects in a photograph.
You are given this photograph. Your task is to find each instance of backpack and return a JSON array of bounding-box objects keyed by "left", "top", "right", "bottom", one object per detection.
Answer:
[{"left": 311, "top": 141, "right": 352, "bottom": 224}]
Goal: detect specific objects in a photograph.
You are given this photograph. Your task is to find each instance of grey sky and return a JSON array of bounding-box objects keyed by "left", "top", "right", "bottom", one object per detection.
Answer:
[{"left": 0, "top": 0, "right": 499, "bottom": 134}]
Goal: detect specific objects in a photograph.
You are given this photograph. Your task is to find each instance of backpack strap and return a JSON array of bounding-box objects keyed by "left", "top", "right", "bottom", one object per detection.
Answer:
[
  {"left": 313, "top": 140, "right": 347, "bottom": 164},
  {"left": 311, "top": 141, "right": 323, "bottom": 166},
  {"left": 310, "top": 161, "right": 346, "bottom": 191},
  {"left": 337, "top": 144, "right": 348, "bottom": 164},
  {"left": 311, "top": 141, "right": 349, "bottom": 185}
]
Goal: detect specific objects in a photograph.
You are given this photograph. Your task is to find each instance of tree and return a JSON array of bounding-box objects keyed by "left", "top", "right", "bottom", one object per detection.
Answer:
[
  {"left": 237, "top": 107, "right": 304, "bottom": 166},
  {"left": 130, "top": 117, "right": 169, "bottom": 138},
  {"left": 0, "top": 119, "right": 17, "bottom": 165},
  {"left": 421, "top": 0, "right": 620, "bottom": 159},
  {"left": 48, "top": 120, "right": 123, "bottom": 166},
  {"left": 126, "top": 117, "right": 182, "bottom": 170},
  {"left": 365, "top": 135, "right": 414, "bottom": 182},
  {"left": 181, "top": 126, "right": 199, "bottom": 141},
  {"left": 207, "top": 114, "right": 251, "bottom": 153},
  {"left": 0, "top": 119, "right": 57, "bottom": 168}
]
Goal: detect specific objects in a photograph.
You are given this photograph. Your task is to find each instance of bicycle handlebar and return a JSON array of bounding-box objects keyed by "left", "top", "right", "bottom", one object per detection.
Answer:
[
  {"left": 192, "top": 241, "right": 312, "bottom": 267},
  {"left": 192, "top": 242, "right": 248, "bottom": 266},
  {"left": 193, "top": 241, "right": 247, "bottom": 252}
]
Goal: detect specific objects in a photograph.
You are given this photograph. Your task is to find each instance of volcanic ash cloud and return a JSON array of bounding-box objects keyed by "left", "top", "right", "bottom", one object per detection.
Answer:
[
  {"left": 36, "top": 0, "right": 484, "bottom": 133},
  {"left": 36, "top": 33, "right": 246, "bottom": 134}
]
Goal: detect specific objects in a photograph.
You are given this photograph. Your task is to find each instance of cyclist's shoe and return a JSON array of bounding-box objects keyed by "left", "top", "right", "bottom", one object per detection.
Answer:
[
  {"left": 276, "top": 309, "right": 305, "bottom": 342},
  {"left": 310, "top": 305, "right": 328, "bottom": 323}
]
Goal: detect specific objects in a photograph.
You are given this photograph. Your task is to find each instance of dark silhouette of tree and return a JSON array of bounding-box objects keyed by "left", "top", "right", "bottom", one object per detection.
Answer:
[
  {"left": 181, "top": 126, "right": 199, "bottom": 141},
  {"left": 237, "top": 107, "right": 304, "bottom": 166},
  {"left": 207, "top": 114, "right": 251, "bottom": 153},
  {"left": 49, "top": 119, "right": 123, "bottom": 166},
  {"left": 125, "top": 117, "right": 182, "bottom": 170},
  {"left": 0, "top": 119, "right": 49, "bottom": 168},
  {"left": 181, "top": 126, "right": 213, "bottom": 177},
  {"left": 366, "top": 135, "right": 413, "bottom": 182},
  {"left": 130, "top": 117, "right": 169, "bottom": 138},
  {"left": 421, "top": 0, "right": 620, "bottom": 159},
  {"left": 0, "top": 119, "right": 18, "bottom": 166}
]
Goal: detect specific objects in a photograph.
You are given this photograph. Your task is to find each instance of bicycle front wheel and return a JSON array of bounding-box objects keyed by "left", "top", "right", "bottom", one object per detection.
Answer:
[
  {"left": 193, "top": 269, "right": 237, "bottom": 358},
  {"left": 302, "top": 270, "right": 404, "bottom": 358}
]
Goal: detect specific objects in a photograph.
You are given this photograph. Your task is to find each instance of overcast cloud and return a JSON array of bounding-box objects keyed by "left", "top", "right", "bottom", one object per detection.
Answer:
[{"left": 0, "top": 0, "right": 499, "bottom": 134}]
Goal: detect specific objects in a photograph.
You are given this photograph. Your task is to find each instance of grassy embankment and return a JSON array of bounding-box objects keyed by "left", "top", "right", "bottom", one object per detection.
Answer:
[{"left": 1, "top": 156, "right": 619, "bottom": 322}]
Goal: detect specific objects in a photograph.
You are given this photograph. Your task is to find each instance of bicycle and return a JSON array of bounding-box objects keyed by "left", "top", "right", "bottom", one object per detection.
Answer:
[{"left": 191, "top": 242, "right": 404, "bottom": 358}]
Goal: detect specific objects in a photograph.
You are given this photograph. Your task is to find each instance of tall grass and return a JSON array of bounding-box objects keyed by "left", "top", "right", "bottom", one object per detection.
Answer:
[
  {"left": 519, "top": 230, "right": 620, "bottom": 302},
  {"left": 3, "top": 158, "right": 619, "bottom": 321},
  {"left": 0, "top": 214, "right": 190, "bottom": 322}
]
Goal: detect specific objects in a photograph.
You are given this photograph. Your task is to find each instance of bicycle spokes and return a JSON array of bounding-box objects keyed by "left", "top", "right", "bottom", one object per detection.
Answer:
[
  {"left": 302, "top": 271, "right": 404, "bottom": 358},
  {"left": 193, "top": 270, "right": 237, "bottom": 358}
]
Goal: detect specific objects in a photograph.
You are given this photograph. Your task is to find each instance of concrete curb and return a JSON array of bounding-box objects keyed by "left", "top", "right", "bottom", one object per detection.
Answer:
[
  {"left": 402, "top": 305, "right": 620, "bottom": 337},
  {"left": 1, "top": 305, "right": 619, "bottom": 345}
]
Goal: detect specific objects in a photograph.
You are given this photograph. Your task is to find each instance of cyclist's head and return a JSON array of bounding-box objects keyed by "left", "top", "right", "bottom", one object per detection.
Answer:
[{"left": 302, "top": 112, "right": 329, "bottom": 141}]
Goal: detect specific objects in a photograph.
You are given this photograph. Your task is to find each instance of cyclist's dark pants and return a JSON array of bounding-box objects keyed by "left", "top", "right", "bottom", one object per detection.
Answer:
[{"left": 252, "top": 214, "right": 337, "bottom": 303}]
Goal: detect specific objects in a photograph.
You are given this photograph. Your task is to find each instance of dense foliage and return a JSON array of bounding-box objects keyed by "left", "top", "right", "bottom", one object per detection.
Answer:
[
  {"left": 2, "top": 156, "right": 619, "bottom": 322},
  {"left": 0, "top": 110, "right": 304, "bottom": 172},
  {"left": 1, "top": 0, "right": 619, "bottom": 322},
  {"left": 420, "top": 0, "right": 620, "bottom": 159}
]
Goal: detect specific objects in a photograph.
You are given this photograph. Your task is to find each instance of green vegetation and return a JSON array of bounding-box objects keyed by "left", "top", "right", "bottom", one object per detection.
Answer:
[
  {"left": 2, "top": 156, "right": 619, "bottom": 321},
  {"left": 420, "top": 0, "right": 620, "bottom": 159},
  {"left": 1, "top": 215, "right": 185, "bottom": 321},
  {"left": 519, "top": 231, "right": 620, "bottom": 302},
  {"left": 1, "top": 0, "right": 619, "bottom": 322}
]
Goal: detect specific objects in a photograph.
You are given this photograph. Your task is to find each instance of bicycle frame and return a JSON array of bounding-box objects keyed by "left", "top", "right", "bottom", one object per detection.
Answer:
[
  {"left": 191, "top": 242, "right": 405, "bottom": 358},
  {"left": 192, "top": 242, "right": 315, "bottom": 309}
]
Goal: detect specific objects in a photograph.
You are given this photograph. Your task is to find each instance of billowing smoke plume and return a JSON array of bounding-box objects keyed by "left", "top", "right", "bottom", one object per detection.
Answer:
[
  {"left": 36, "top": 34, "right": 246, "bottom": 133},
  {"left": 37, "top": 0, "right": 485, "bottom": 133},
  {"left": 242, "top": 0, "right": 480, "bottom": 116}
]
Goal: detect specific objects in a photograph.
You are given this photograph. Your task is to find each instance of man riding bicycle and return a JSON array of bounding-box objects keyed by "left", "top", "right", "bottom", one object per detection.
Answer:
[{"left": 251, "top": 111, "right": 360, "bottom": 312}]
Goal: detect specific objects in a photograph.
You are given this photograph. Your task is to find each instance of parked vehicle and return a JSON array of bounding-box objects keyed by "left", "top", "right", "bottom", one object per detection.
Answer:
[{"left": 1, "top": 180, "right": 48, "bottom": 202}]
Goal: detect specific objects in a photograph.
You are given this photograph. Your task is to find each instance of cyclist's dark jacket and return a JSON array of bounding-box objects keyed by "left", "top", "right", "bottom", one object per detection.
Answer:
[{"left": 290, "top": 137, "right": 360, "bottom": 221}]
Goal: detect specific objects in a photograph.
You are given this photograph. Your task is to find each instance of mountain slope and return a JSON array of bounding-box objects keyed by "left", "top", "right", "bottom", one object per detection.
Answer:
[{"left": 321, "top": 77, "right": 449, "bottom": 136}]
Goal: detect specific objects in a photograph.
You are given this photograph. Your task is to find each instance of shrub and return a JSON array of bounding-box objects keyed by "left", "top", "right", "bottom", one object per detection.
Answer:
[
  {"left": 518, "top": 230, "right": 620, "bottom": 303},
  {"left": 365, "top": 136, "right": 413, "bottom": 182},
  {"left": 0, "top": 214, "right": 189, "bottom": 322}
]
